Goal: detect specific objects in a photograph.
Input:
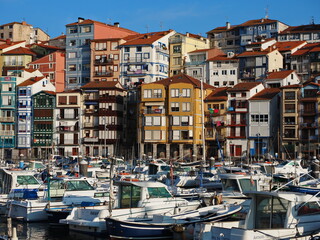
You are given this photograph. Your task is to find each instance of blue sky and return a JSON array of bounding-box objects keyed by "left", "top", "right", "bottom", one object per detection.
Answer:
[{"left": 0, "top": 0, "right": 319, "bottom": 38}]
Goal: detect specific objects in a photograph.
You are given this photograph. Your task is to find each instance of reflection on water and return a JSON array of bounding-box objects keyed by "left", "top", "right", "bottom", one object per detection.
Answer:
[{"left": 0, "top": 219, "right": 104, "bottom": 240}]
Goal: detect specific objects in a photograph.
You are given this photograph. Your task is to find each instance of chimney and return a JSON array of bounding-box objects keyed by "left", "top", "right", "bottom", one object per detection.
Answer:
[
  {"left": 186, "top": 32, "right": 190, "bottom": 37},
  {"left": 21, "top": 21, "right": 27, "bottom": 25},
  {"left": 226, "top": 22, "right": 231, "bottom": 29},
  {"left": 78, "top": 17, "right": 84, "bottom": 23},
  {"left": 114, "top": 22, "right": 120, "bottom": 27}
]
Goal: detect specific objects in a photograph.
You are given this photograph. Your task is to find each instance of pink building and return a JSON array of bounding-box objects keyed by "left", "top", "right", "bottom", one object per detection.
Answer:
[{"left": 28, "top": 50, "right": 66, "bottom": 92}]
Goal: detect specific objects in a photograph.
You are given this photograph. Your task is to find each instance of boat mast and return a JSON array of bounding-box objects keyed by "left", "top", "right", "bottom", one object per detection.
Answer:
[{"left": 201, "top": 79, "right": 206, "bottom": 164}]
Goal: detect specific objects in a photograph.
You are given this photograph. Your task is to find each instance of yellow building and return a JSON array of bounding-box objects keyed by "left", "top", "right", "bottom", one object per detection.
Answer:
[
  {"left": 169, "top": 33, "right": 209, "bottom": 77},
  {"left": 139, "top": 73, "right": 215, "bottom": 161},
  {"left": 280, "top": 84, "right": 301, "bottom": 159}
]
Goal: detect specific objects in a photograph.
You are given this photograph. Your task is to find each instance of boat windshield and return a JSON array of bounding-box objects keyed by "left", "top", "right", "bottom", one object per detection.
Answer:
[
  {"left": 17, "top": 175, "right": 39, "bottom": 185},
  {"left": 65, "top": 180, "right": 94, "bottom": 191},
  {"left": 255, "top": 195, "right": 289, "bottom": 229},
  {"left": 147, "top": 187, "right": 172, "bottom": 198},
  {"left": 221, "top": 179, "right": 240, "bottom": 192},
  {"left": 238, "top": 179, "right": 257, "bottom": 192}
]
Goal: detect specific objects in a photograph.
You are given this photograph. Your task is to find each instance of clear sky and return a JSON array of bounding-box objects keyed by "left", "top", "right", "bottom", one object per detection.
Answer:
[{"left": 1, "top": 0, "right": 319, "bottom": 38}]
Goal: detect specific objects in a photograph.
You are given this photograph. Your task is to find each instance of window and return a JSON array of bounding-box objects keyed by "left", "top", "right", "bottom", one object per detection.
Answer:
[
  {"left": 68, "top": 52, "right": 76, "bottom": 58},
  {"left": 111, "top": 42, "right": 118, "bottom": 50},
  {"left": 124, "top": 54, "right": 129, "bottom": 60},
  {"left": 145, "top": 116, "right": 152, "bottom": 126},
  {"left": 68, "top": 64, "right": 76, "bottom": 71},
  {"left": 49, "top": 63, "right": 53, "bottom": 69},
  {"left": 182, "top": 102, "right": 191, "bottom": 112},
  {"left": 173, "top": 57, "right": 181, "bottom": 65},
  {"left": 144, "top": 53, "right": 150, "bottom": 59},
  {"left": 49, "top": 73, "right": 54, "bottom": 80},
  {"left": 136, "top": 46, "right": 142, "bottom": 52},
  {"left": 153, "top": 89, "right": 162, "bottom": 98},
  {"left": 230, "top": 70, "right": 236, "bottom": 75},
  {"left": 96, "top": 42, "right": 106, "bottom": 50},
  {"left": 213, "top": 71, "right": 219, "bottom": 76},
  {"left": 82, "top": 26, "right": 91, "bottom": 33},
  {"left": 217, "top": 62, "right": 221, "bottom": 67},
  {"left": 124, "top": 47, "right": 130, "bottom": 52},
  {"left": 69, "top": 96, "right": 77, "bottom": 104},
  {"left": 173, "top": 45, "right": 181, "bottom": 53},
  {"left": 285, "top": 104, "right": 296, "bottom": 113},
  {"left": 171, "top": 88, "right": 179, "bottom": 97},
  {"left": 241, "top": 92, "right": 246, "bottom": 97},
  {"left": 69, "top": 27, "right": 78, "bottom": 34},
  {"left": 181, "top": 88, "right": 191, "bottom": 97},
  {"left": 172, "top": 130, "right": 180, "bottom": 140},
  {"left": 143, "top": 89, "right": 152, "bottom": 98},
  {"left": 171, "top": 102, "right": 179, "bottom": 112},
  {"left": 114, "top": 54, "right": 119, "bottom": 60},
  {"left": 69, "top": 77, "right": 77, "bottom": 84},
  {"left": 285, "top": 91, "right": 295, "bottom": 100},
  {"left": 231, "top": 93, "right": 236, "bottom": 97},
  {"left": 222, "top": 70, "right": 227, "bottom": 75},
  {"left": 69, "top": 40, "right": 76, "bottom": 46},
  {"left": 113, "top": 65, "right": 118, "bottom": 72},
  {"left": 58, "top": 96, "right": 67, "bottom": 104},
  {"left": 251, "top": 114, "right": 268, "bottom": 122}
]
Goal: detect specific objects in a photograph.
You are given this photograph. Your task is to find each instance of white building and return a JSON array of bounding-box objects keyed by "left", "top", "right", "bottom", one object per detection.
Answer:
[
  {"left": 119, "top": 30, "right": 176, "bottom": 87},
  {"left": 226, "top": 82, "right": 265, "bottom": 158},
  {"left": 248, "top": 88, "right": 281, "bottom": 158},
  {"left": 264, "top": 70, "right": 301, "bottom": 88}
]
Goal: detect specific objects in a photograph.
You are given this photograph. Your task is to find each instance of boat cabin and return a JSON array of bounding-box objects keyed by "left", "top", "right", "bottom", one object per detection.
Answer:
[
  {"left": 0, "top": 168, "right": 41, "bottom": 194},
  {"left": 115, "top": 181, "right": 172, "bottom": 208}
]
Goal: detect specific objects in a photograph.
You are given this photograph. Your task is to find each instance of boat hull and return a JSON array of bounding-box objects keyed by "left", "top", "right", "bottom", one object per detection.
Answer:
[{"left": 106, "top": 218, "right": 173, "bottom": 239}]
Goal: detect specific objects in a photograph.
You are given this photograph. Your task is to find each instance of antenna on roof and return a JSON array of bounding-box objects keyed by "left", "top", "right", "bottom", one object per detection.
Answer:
[
  {"left": 311, "top": 16, "right": 315, "bottom": 25},
  {"left": 160, "top": 21, "right": 163, "bottom": 31},
  {"left": 107, "top": 18, "right": 112, "bottom": 25},
  {"left": 145, "top": 25, "right": 149, "bottom": 33},
  {"left": 265, "top": 5, "right": 269, "bottom": 19}
]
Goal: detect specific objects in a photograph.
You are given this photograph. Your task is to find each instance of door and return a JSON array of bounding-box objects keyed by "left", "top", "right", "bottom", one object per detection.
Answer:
[{"left": 235, "top": 145, "right": 242, "bottom": 156}]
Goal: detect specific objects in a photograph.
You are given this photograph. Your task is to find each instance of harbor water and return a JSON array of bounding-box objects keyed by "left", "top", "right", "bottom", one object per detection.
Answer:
[{"left": 0, "top": 219, "right": 105, "bottom": 240}]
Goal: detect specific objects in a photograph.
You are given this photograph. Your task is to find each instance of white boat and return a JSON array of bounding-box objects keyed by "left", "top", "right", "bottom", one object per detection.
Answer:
[
  {"left": 274, "top": 159, "right": 308, "bottom": 179},
  {"left": 195, "top": 191, "right": 320, "bottom": 240},
  {"left": 0, "top": 168, "right": 42, "bottom": 215},
  {"left": 6, "top": 177, "right": 110, "bottom": 222},
  {"left": 60, "top": 180, "right": 201, "bottom": 236}
]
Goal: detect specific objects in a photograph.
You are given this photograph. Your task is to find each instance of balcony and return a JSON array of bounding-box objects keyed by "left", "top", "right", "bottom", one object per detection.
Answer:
[
  {"left": 3, "top": 61, "right": 24, "bottom": 66},
  {"left": 155, "top": 46, "right": 169, "bottom": 54},
  {"left": 56, "top": 126, "right": 79, "bottom": 132},
  {"left": 83, "top": 109, "right": 98, "bottom": 114},
  {"left": 84, "top": 122, "right": 95, "bottom": 127},
  {"left": 94, "top": 59, "right": 114, "bottom": 65},
  {"left": 59, "top": 139, "right": 79, "bottom": 145},
  {"left": 301, "top": 110, "right": 317, "bottom": 116},
  {"left": 57, "top": 114, "right": 79, "bottom": 120},
  {"left": 226, "top": 120, "right": 246, "bottom": 126},
  {"left": 93, "top": 71, "right": 113, "bottom": 77},
  {"left": 83, "top": 137, "right": 99, "bottom": 143},
  {"left": 300, "top": 122, "right": 318, "bottom": 128},
  {"left": 142, "top": 109, "right": 165, "bottom": 114},
  {"left": 0, "top": 130, "right": 15, "bottom": 136},
  {"left": 0, "top": 117, "right": 14, "bottom": 122},
  {"left": 122, "top": 57, "right": 145, "bottom": 63},
  {"left": 124, "top": 69, "right": 147, "bottom": 76},
  {"left": 185, "top": 61, "right": 205, "bottom": 66}
]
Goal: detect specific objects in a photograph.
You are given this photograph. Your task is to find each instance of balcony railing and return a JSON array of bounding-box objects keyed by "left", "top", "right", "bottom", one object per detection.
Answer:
[
  {"left": 94, "top": 71, "right": 113, "bottom": 77},
  {"left": 123, "top": 57, "right": 144, "bottom": 63},
  {"left": 0, "top": 117, "right": 14, "bottom": 122},
  {"left": 57, "top": 114, "right": 79, "bottom": 120},
  {"left": 84, "top": 122, "right": 94, "bottom": 127},
  {"left": 0, "top": 130, "right": 15, "bottom": 136},
  {"left": 142, "top": 109, "right": 165, "bottom": 114},
  {"left": 94, "top": 59, "right": 114, "bottom": 65},
  {"left": 124, "top": 69, "right": 147, "bottom": 75},
  {"left": 83, "top": 137, "right": 99, "bottom": 143},
  {"left": 226, "top": 120, "right": 246, "bottom": 125},
  {"left": 300, "top": 122, "right": 318, "bottom": 128},
  {"left": 3, "top": 61, "right": 24, "bottom": 66}
]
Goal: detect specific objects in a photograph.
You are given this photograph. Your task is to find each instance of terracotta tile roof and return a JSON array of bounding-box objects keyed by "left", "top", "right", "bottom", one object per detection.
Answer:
[
  {"left": 280, "top": 24, "right": 320, "bottom": 34},
  {"left": 0, "top": 41, "right": 25, "bottom": 50},
  {"left": 292, "top": 43, "right": 320, "bottom": 56},
  {"left": 280, "top": 84, "right": 301, "bottom": 89},
  {"left": 43, "top": 91, "right": 56, "bottom": 95},
  {"left": 239, "top": 18, "right": 278, "bottom": 27},
  {"left": 206, "top": 25, "right": 237, "bottom": 34},
  {"left": 81, "top": 81, "right": 123, "bottom": 89},
  {"left": 310, "top": 46, "right": 320, "bottom": 52},
  {"left": 50, "top": 35, "right": 66, "bottom": 40},
  {"left": 23, "top": 68, "right": 38, "bottom": 73},
  {"left": 3, "top": 47, "right": 36, "bottom": 56},
  {"left": 0, "top": 21, "right": 31, "bottom": 27},
  {"left": 227, "top": 82, "right": 262, "bottom": 92},
  {"left": 275, "top": 41, "right": 307, "bottom": 52},
  {"left": 207, "top": 55, "right": 238, "bottom": 61},
  {"left": 205, "top": 87, "right": 229, "bottom": 101},
  {"left": 66, "top": 19, "right": 137, "bottom": 35},
  {"left": 237, "top": 50, "right": 270, "bottom": 57},
  {"left": 29, "top": 43, "right": 62, "bottom": 50},
  {"left": 189, "top": 48, "right": 210, "bottom": 53},
  {"left": 265, "top": 70, "right": 295, "bottom": 80},
  {"left": 250, "top": 88, "right": 280, "bottom": 100},
  {"left": 143, "top": 73, "right": 214, "bottom": 89},
  {"left": 187, "top": 33, "right": 204, "bottom": 39},
  {"left": 120, "top": 30, "right": 174, "bottom": 46},
  {"left": 18, "top": 76, "right": 45, "bottom": 86}
]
